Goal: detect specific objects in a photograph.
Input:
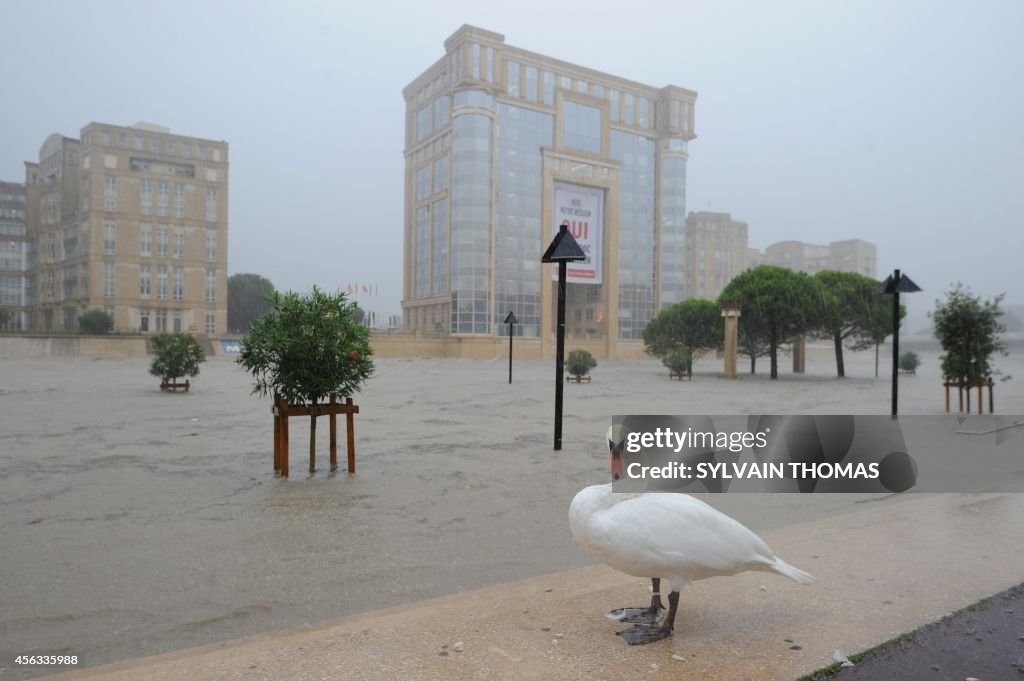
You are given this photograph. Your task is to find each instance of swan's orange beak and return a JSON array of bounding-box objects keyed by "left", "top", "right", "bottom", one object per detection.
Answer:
[{"left": 609, "top": 437, "right": 624, "bottom": 481}]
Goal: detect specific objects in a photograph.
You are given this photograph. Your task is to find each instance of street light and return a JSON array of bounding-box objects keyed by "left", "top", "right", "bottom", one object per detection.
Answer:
[
  {"left": 880, "top": 269, "right": 921, "bottom": 418},
  {"left": 503, "top": 311, "right": 518, "bottom": 385},
  {"left": 542, "top": 222, "right": 586, "bottom": 451}
]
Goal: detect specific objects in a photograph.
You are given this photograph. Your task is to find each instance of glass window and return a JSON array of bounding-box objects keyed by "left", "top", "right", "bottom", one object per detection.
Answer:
[
  {"left": 433, "top": 95, "right": 450, "bottom": 130},
  {"left": 103, "top": 222, "right": 116, "bottom": 255},
  {"left": 454, "top": 90, "right": 492, "bottom": 108},
  {"left": 638, "top": 97, "right": 650, "bottom": 128},
  {"left": 563, "top": 101, "right": 602, "bottom": 154},
  {"left": 205, "top": 269, "right": 216, "bottom": 302},
  {"left": 173, "top": 266, "right": 184, "bottom": 300},
  {"left": 472, "top": 43, "right": 480, "bottom": 79},
  {"left": 139, "top": 226, "right": 152, "bottom": 256},
  {"left": 205, "top": 188, "right": 217, "bottom": 222},
  {"left": 205, "top": 310, "right": 216, "bottom": 334},
  {"left": 205, "top": 231, "right": 216, "bottom": 261},
  {"left": 157, "top": 226, "right": 168, "bottom": 257},
  {"left": 624, "top": 93, "right": 635, "bottom": 125},
  {"left": 139, "top": 264, "right": 151, "bottom": 298},
  {"left": 156, "top": 264, "right": 168, "bottom": 300},
  {"left": 432, "top": 156, "right": 448, "bottom": 194},
  {"left": 575, "top": 80, "right": 588, "bottom": 94},
  {"left": 485, "top": 46, "right": 494, "bottom": 82},
  {"left": 525, "top": 66, "right": 538, "bottom": 102},
  {"left": 174, "top": 232, "right": 184, "bottom": 259},
  {"left": 103, "top": 262, "right": 115, "bottom": 297},
  {"left": 416, "top": 165, "right": 431, "bottom": 200},
  {"left": 542, "top": 71, "right": 555, "bottom": 105},
  {"left": 609, "top": 90, "right": 620, "bottom": 123},
  {"left": 507, "top": 61, "right": 520, "bottom": 97}
]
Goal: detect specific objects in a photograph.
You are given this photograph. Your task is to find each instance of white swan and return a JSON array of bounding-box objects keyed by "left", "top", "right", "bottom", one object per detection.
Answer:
[{"left": 568, "top": 428, "right": 815, "bottom": 645}]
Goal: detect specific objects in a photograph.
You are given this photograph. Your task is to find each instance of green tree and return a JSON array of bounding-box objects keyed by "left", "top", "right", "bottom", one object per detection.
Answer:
[
  {"left": 79, "top": 309, "right": 114, "bottom": 335},
  {"left": 899, "top": 352, "right": 920, "bottom": 373},
  {"left": 718, "top": 265, "right": 826, "bottom": 379},
  {"left": 566, "top": 349, "right": 597, "bottom": 379},
  {"left": 930, "top": 284, "right": 1007, "bottom": 384},
  {"left": 150, "top": 333, "right": 206, "bottom": 384},
  {"left": 662, "top": 348, "right": 693, "bottom": 377},
  {"left": 813, "top": 270, "right": 892, "bottom": 378},
  {"left": 238, "top": 287, "right": 374, "bottom": 459},
  {"left": 228, "top": 273, "right": 276, "bottom": 334},
  {"left": 737, "top": 322, "right": 771, "bottom": 375},
  {"left": 642, "top": 299, "right": 722, "bottom": 359},
  {"left": 0, "top": 306, "right": 11, "bottom": 328},
  {"left": 863, "top": 303, "right": 906, "bottom": 377}
]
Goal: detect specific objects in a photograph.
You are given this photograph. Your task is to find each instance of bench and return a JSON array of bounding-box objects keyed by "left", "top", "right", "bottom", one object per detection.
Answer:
[{"left": 160, "top": 379, "right": 191, "bottom": 392}]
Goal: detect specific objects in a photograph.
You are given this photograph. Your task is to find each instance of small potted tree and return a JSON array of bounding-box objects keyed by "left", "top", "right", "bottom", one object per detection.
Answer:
[
  {"left": 238, "top": 287, "right": 374, "bottom": 474},
  {"left": 150, "top": 332, "right": 206, "bottom": 392},
  {"left": 662, "top": 348, "right": 693, "bottom": 380},
  {"left": 898, "top": 351, "right": 920, "bottom": 376},
  {"left": 566, "top": 349, "right": 597, "bottom": 383}
]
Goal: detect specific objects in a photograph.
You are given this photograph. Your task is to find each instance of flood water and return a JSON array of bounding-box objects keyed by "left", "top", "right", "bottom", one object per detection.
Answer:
[{"left": 1, "top": 349, "right": 1020, "bottom": 678}]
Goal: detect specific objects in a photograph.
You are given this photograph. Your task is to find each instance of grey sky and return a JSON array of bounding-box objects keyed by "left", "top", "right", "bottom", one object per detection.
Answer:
[{"left": 2, "top": 0, "right": 1021, "bottom": 330}]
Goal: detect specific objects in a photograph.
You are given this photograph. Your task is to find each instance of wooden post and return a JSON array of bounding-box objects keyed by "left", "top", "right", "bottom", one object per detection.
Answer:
[
  {"left": 989, "top": 380, "right": 995, "bottom": 413},
  {"left": 273, "top": 398, "right": 281, "bottom": 471},
  {"left": 309, "top": 403, "right": 317, "bottom": 474},
  {"left": 330, "top": 394, "right": 338, "bottom": 471},
  {"left": 958, "top": 385, "right": 963, "bottom": 412},
  {"left": 346, "top": 397, "right": 356, "bottom": 474},
  {"left": 280, "top": 398, "right": 290, "bottom": 477},
  {"left": 944, "top": 383, "right": 950, "bottom": 413},
  {"left": 977, "top": 382, "right": 983, "bottom": 415}
]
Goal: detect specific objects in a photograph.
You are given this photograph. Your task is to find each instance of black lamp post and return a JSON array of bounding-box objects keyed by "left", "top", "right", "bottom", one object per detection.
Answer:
[
  {"left": 880, "top": 269, "right": 921, "bottom": 418},
  {"left": 542, "top": 222, "right": 586, "bottom": 450},
  {"left": 503, "top": 311, "right": 518, "bottom": 384}
]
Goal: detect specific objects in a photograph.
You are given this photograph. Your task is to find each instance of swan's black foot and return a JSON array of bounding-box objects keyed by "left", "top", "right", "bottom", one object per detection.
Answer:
[
  {"left": 607, "top": 605, "right": 665, "bottom": 625},
  {"left": 616, "top": 624, "right": 672, "bottom": 645}
]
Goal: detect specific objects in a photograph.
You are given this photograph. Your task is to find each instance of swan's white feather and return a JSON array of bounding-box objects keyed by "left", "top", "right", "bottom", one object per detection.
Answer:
[{"left": 569, "top": 483, "right": 813, "bottom": 592}]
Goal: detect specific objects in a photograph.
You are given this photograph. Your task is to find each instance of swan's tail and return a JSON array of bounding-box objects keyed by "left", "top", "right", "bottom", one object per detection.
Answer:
[{"left": 769, "top": 558, "right": 815, "bottom": 585}]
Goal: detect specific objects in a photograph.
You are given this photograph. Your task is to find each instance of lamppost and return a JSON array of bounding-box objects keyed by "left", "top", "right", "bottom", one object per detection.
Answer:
[
  {"left": 880, "top": 269, "right": 921, "bottom": 418},
  {"left": 504, "top": 311, "right": 518, "bottom": 385},
  {"left": 542, "top": 222, "right": 586, "bottom": 451}
]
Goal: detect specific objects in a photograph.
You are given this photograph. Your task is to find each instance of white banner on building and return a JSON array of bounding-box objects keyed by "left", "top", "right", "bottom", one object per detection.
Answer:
[{"left": 552, "top": 182, "right": 603, "bottom": 284}]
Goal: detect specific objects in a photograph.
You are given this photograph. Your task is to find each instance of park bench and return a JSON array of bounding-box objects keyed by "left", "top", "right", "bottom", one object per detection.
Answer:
[{"left": 160, "top": 379, "right": 190, "bottom": 392}]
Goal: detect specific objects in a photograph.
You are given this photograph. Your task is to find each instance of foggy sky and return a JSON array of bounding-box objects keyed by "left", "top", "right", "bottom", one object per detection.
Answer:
[{"left": 2, "top": 0, "right": 1021, "bottom": 331}]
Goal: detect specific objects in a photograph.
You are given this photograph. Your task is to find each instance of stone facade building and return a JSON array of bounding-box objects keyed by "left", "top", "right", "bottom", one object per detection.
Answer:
[{"left": 22, "top": 122, "right": 228, "bottom": 334}]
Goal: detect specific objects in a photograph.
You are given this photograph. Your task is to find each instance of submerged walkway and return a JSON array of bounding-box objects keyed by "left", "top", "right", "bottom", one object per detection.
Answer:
[{"left": 40, "top": 493, "right": 1024, "bottom": 681}]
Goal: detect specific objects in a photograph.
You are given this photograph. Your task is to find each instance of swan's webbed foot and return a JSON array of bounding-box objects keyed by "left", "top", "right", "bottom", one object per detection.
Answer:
[
  {"left": 607, "top": 605, "right": 665, "bottom": 625},
  {"left": 616, "top": 624, "right": 672, "bottom": 645}
]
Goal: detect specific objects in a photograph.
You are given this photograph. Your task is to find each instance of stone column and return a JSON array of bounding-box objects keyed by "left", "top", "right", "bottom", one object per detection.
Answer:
[
  {"left": 721, "top": 305, "right": 741, "bottom": 378},
  {"left": 792, "top": 335, "right": 806, "bottom": 373}
]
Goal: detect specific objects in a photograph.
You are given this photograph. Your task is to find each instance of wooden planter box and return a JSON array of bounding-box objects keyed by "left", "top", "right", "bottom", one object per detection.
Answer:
[
  {"left": 566, "top": 374, "right": 592, "bottom": 383},
  {"left": 160, "top": 379, "right": 191, "bottom": 392}
]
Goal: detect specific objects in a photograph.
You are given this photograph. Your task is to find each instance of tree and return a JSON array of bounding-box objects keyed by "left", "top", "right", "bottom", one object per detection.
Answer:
[
  {"left": 662, "top": 348, "right": 692, "bottom": 377},
  {"left": 930, "top": 284, "right": 1007, "bottom": 384},
  {"left": 238, "top": 287, "right": 374, "bottom": 460},
  {"left": 718, "top": 266, "right": 826, "bottom": 379},
  {"left": 566, "top": 349, "right": 597, "bottom": 379},
  {"left": 79, "top": 309, "right": 114, "bottom": 335},
  {"left": 642, "top": 299, "right": 722, "bottom": 359},
  {"left": 899, "top": 352, "right": 920, "bottom": 373},
  {"left": 0, "top": 306, "right": 11, "bottom": 329},
  {"left": 150, "top": 333, "right": 206, "bottom": 385},
  {"left": 228, "top": 273, "right": 276, "bottom": 334},
  {"left": 862, "top": 303, "right": 906, "bottom": 377},
  {"left": 737, "top": 322, "right": 771, "bottom": 375},
  {"left": 813, "top": 271, "right": 892, "bottom": 378}
]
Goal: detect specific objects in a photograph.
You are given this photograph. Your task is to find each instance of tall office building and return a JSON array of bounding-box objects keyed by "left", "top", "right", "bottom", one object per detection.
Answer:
[
  {"left": 402, "top": 26, "right": 696, "bottom": 358},
  {"left": 683, "top": 211, "right": 748, "bottom": 301},
  {"left": 23, "top": 122, "right": 228, "bottom": 334},
  {"left": 0, "top": 181, "right": 28, "bottom": 330}
]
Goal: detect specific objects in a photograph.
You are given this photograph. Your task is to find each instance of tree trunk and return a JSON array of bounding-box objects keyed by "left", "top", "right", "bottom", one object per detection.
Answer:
[
  {"left": 834, "top": 330, "right": 845, "bottom": 378},
  {"left": 750, "top": 355, "right": 756, "bottom": 374},
  {"left": 875, "top": 342, "right": 880, "bottom": 377},
  {"left": 309, "top": 404, "right": 317, "bottom": 473}
]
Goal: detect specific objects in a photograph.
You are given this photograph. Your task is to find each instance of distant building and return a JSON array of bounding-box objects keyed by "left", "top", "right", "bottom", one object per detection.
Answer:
[
  {"left": 0, "top": 181, "right": 28, "bottom": 329},
  {"left": 401, "top": 25, "right": 697, "bottom": 358},
  {"left": 683, "top": 211, "right": 748, "bottom": 300},
  {"left": 23, "top": 122, "right": 229, "bottom": 334},
  {"left": 752, "top": 239, "right": 876, "bottom": 278}
]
